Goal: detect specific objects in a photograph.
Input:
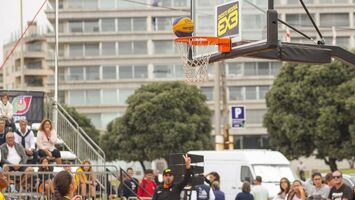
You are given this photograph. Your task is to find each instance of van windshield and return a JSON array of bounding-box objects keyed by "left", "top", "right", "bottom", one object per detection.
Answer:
[{"left": 253, "top": 165, "right": 295, "bottom": 183}]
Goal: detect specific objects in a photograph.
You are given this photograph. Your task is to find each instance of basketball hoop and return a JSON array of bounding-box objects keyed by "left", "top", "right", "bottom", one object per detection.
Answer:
[{"left": 175, "top": 36, "right": 231, "bottom": 83}]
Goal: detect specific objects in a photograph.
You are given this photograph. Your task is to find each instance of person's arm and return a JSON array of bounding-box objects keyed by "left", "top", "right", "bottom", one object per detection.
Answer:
[
  {"left": 299, "top": 186, "right": 307, "bottom": 200},
  {"left": 0, "top": 146, "right": 11, "bottom": 165},
  {"left": 17, "top": 144, "right": 27, "bottom": 164},
  {"left": 209, "top": 187, "right": 215, "bottom": 200},
  {"left": 29, "top": 131, "right": 36, "bottom": 150},
  {"left": 36, "top": 131, "right": 45, "bottom": 150},
  {"left": 7, "top": 103, "right": 13, "bottom": 119},
  {"left": 137, "top": 181, "right": 144, "bottom": 197},
  {"left": 49, "top": 130, "right": 58, "bottom": 145},
  {"left": 152, "top": 187, "right": 159, "bottom": 200},
  {"left": 177, "top": 154, "right": 191, "bottom": 190}
]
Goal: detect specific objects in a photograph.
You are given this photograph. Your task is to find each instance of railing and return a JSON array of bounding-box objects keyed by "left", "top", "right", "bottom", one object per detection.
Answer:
[
  {"left": 119, "top": 168, "right": 153, "bottom": 200},
  {"left": 46, "top": 97, "right": 106, "bottom": 166},
  {"left": 2, "top": 164, "right": 118, "bottom": 200}
]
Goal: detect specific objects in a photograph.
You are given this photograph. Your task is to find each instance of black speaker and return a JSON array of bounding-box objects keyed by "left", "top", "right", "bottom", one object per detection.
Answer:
[{"left": 168, "top": 153, "right": 204, "bottom": 185}]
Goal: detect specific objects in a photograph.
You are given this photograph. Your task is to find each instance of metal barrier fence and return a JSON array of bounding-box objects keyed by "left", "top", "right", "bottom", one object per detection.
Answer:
[
  {"left": 2, "top": 164, "right": 118, "bottom": 200},
  {"left": 45, "top": 97, "right": 106, "bottom": 166}
]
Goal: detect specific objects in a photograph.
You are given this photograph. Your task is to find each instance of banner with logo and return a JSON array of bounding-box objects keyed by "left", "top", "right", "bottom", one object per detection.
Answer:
[
  {"left": 216, "top": 0, "right": 241, "bottom": 40},
  {"left": 0, "top": 90, "right": 45, "bottom": 124}
]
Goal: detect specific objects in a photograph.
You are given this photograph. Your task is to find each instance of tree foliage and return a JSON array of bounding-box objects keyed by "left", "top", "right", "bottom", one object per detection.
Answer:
[
  {"left": 63, "top": 105, "right": 100, "bottom": 145},
  {"left": 100, "top": 82, "right": 213, "bottom": 162},
  {"left": 263, "top": 60, "right": 355, "bottom": 171}
]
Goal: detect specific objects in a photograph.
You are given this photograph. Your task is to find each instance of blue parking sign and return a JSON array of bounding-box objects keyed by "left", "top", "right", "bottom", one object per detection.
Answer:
[{"left": 231, "top": 106, "right": 246, "bottom": 128}]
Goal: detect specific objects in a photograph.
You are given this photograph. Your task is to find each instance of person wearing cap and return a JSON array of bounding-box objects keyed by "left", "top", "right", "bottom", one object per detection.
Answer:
[{"left": 152, "top": 154, "right": 191, "bottom": 200}]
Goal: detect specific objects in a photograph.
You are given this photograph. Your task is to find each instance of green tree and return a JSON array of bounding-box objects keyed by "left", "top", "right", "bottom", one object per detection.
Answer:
[
  {"left": 63, "top": 105, "right": 100, "bottom": 145},
  {"left": 263, "top": 60, "right": 355, "bottom": 171},
  {"left": 100, "top": 82, "right": 213, "bottom": 169}
]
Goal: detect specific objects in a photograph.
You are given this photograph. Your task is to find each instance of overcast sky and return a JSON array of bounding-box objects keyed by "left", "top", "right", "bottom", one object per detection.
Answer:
[{"left": 0, "top": 0, "right": 48, "bottom": 63}]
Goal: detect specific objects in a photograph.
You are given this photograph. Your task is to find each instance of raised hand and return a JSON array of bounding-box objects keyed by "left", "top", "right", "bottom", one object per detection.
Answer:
[{"left": 182, "top": 154, "right": 191, "bottom": 169}]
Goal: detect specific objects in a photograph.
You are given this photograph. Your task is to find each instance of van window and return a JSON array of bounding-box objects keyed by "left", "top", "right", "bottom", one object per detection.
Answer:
[{"left": 241, "top": 166, "right": 253, "bottom": 182}]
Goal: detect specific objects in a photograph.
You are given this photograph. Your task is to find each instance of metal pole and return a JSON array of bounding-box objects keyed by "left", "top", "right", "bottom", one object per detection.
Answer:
[
  {"left": 54, "top": 0, "right": 59, "bottom": 130},
  {"left": 268, "top": 0, "right": 274, "bottom": 9},
  {"left": 20, "top": 0, "right": 25, "bottom": 89},
  {"left": 214, "top": 62, "right": 222, "bottom": 150}
]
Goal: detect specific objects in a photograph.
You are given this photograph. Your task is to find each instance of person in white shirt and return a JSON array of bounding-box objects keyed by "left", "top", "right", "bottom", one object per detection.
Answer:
[
  {"left": 0, "top": 94, "right": 15, "bottom": 131},
  {"left": 36, "top": 119, "right": 62, "bottom": 164},
  {"left": 0, "top": 132, "right": 27, "bottom": 171},
  {"left": 14, "top": 119, "right": 38, "bottom": 164},
  {"left": 251, "top": 176, "right": 270, "bottom": 200}
]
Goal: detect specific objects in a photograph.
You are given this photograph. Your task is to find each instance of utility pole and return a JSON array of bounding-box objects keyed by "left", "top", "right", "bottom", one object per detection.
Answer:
[
  {"left": 54, "top": 0, "right": 59, "bottom": 130},
  {"left": 221, "top": 62, "right": 233, "bottom": 150},
  {"left": 20, "top": 0, "right": 25, "bottom": 89}
]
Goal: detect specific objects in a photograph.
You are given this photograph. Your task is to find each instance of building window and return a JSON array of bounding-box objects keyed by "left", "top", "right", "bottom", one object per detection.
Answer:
[
  {"left": 86, "top": 90, "right": 100, "bottom": 105},
  {"left": 68, "top": 0, "right": 83, "bottom": 9},
  {"left": 324, "top": 37, "right": 351, "bottom": 49},
  {"left": 102, "top": 66, "right": 117, "bottom": 80},
  {"left": 134, "top": 65, "right": 148, "bottom": 79},
  {"left": 119, "top": 89, "right": 134, "bottom": 104},
  {"left": 119, "top": 65, "right": 133, "bottom": 79},
  {"left": 69, "top": 90, "right": 85, "bottom": 105},
  {"left": 200, "top": 87, "right": 213, "bottom": 101},
  {"left": 153, "top": 65, "right": 173, "bottom": 78},
  {"left": 271, "top": 62, "right": 281, "bottom": 75},
  {"left": 86, "top": 66, "right": 100, "bottom": 80},
  {"left": 83, "top": 0, "right": 97, "bottom": 9},
  {"left": 27, "top": 42, "right": 42, "bottom": 52},
  {"left": 133, "top": 41, "right": 147, "bottom": 55},
  {"left": 117, "top": 0, "right": 146, "bottom": 8},
  {"left": 100, "top": 0, "right": 115, "bottom": 8},
  {"left": 84, "top": 20, "right": 99, "bottom": 32},
  {"left": 229, "top": 86, "right": 244, "bottom": 101},
  {"left": 68, "top": 67, "right": 84, "bottom": 80},
  {"left": 153, "top": 40, "right": 175, "bottom": 54},
  {"left": 257, "top": 62, "right": 270, "bottom": 76},
  {"left": 117, "top": 17, "right": 147, "bottom": 32},
  {"left": 117, "top": 18, "right": 132, "bottom": 31},
  {"left": 245, "top": 86, "right": 257, "bottom": 100},
  {"left": 286, "top": 14, "right": 315, "bottom": 27},
  {"left": 85, "top": 113, "right": 101, "bottom": 129},
  {"left": 259, "top": 86, "right": 270, "bottom": 99},
  {"left": 102, "top": 42, "right": 116, "bottom": 56},
  {"left": 133, "top": 18, "right": 147, "bottom": 31},
  {"left": 244, "top": 62, "right": 257, "bottom": 76},
  {"left": 85, "top": 43, "right": 99, "bottom": 56},
  {"left": 69, "top": 44, "right": 84, "bottom": 57},
  {"left": 25, "top": 76, "right": 43, "bottom": 86},
  {"left": 118, "top": 42, "right": 132, "bottom": 55},
  {"left": 69, "top": 21, "right": 83, "bottom": 32},
  {"left": 153, "top": 17, "right": 173, "bottom": 31},
  {"left": 102, "top": 89, "right": 118, "bottom": 104},
  {"left": 234, "top": 135, "right": 269, "bottom": 149},
  {"left": 228, "top": 63, "right": 243, "bottom": 77},
  {"left": 320, "top": 13, "right": 349, "bottom": 27},
  {"left": 102, "top": 113, "right": 119, "bottom": 128},
  {"left": 101, "top": 18, "right": 116, "bottom": 32}
]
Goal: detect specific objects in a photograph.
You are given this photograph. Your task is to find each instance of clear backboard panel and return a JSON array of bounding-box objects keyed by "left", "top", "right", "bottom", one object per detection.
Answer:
[{"left": 193, "top": 0, "right": 268, "bottom": 47}]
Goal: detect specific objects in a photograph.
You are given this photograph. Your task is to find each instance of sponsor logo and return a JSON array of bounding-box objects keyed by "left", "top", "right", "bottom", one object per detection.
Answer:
[{"left": 12, "top": 95, "right": 32, "bottom": 115}]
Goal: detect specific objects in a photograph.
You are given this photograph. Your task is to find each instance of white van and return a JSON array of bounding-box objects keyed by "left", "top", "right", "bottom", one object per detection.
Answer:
[{"left": 188, "top": 150, "right": 296, "bottom": 200}]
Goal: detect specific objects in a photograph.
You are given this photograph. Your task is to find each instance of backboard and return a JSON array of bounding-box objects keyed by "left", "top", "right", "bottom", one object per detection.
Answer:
[
  {"left": 190, "top": 0, "right": 355, "bottom": 66},
  {"left": 192, "top": 0, "right": 272, "bottom": 56}
]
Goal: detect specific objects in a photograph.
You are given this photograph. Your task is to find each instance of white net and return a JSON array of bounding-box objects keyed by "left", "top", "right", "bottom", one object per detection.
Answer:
[{"left": 175, "top": 38, "right": 216, "bottom": 83}]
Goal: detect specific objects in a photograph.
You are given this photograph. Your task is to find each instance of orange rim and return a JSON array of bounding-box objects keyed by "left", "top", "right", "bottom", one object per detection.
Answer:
[{"left": 175, "top": 36, "right": 231, "bottom": 53}]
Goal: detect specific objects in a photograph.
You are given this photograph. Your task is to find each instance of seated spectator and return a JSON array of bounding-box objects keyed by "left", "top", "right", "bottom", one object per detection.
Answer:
[
  {"left": 0, "top": 119, "right": 10, "bottom": 146},
  {"left": 76, "top": 160, "right": 96, "bottom": 199},
  {"left": 63, "top": 160, "right": 72, "bottom": 174},
  {"left": 137, "top": 169, "right": 157, "bottom": 198},
  {"left": 37, "top": 157, "right": 54, "bottom": 197},
  {"left": 120, "top": 167, "right": 139, "bottom": 199},
  {"left": 14, "top": 119, "right": 38, "bottom": 164},
  {"left": 36, "top": 119, "right": 62, "bottom": 164},
  {"left": 20, "top": 167, "right": 36, "bottom": 193},
  {"left": 0, "top": 94, "right": 15, "bottom": 131},
  {"left": 0, "top": 132, "right": 27, "bottom": 171}
]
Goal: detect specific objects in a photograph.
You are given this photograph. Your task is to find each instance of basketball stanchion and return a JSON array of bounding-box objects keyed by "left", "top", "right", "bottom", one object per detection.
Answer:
[{"left": 174, "top": 36, "right": 231, "bottom": 83}]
